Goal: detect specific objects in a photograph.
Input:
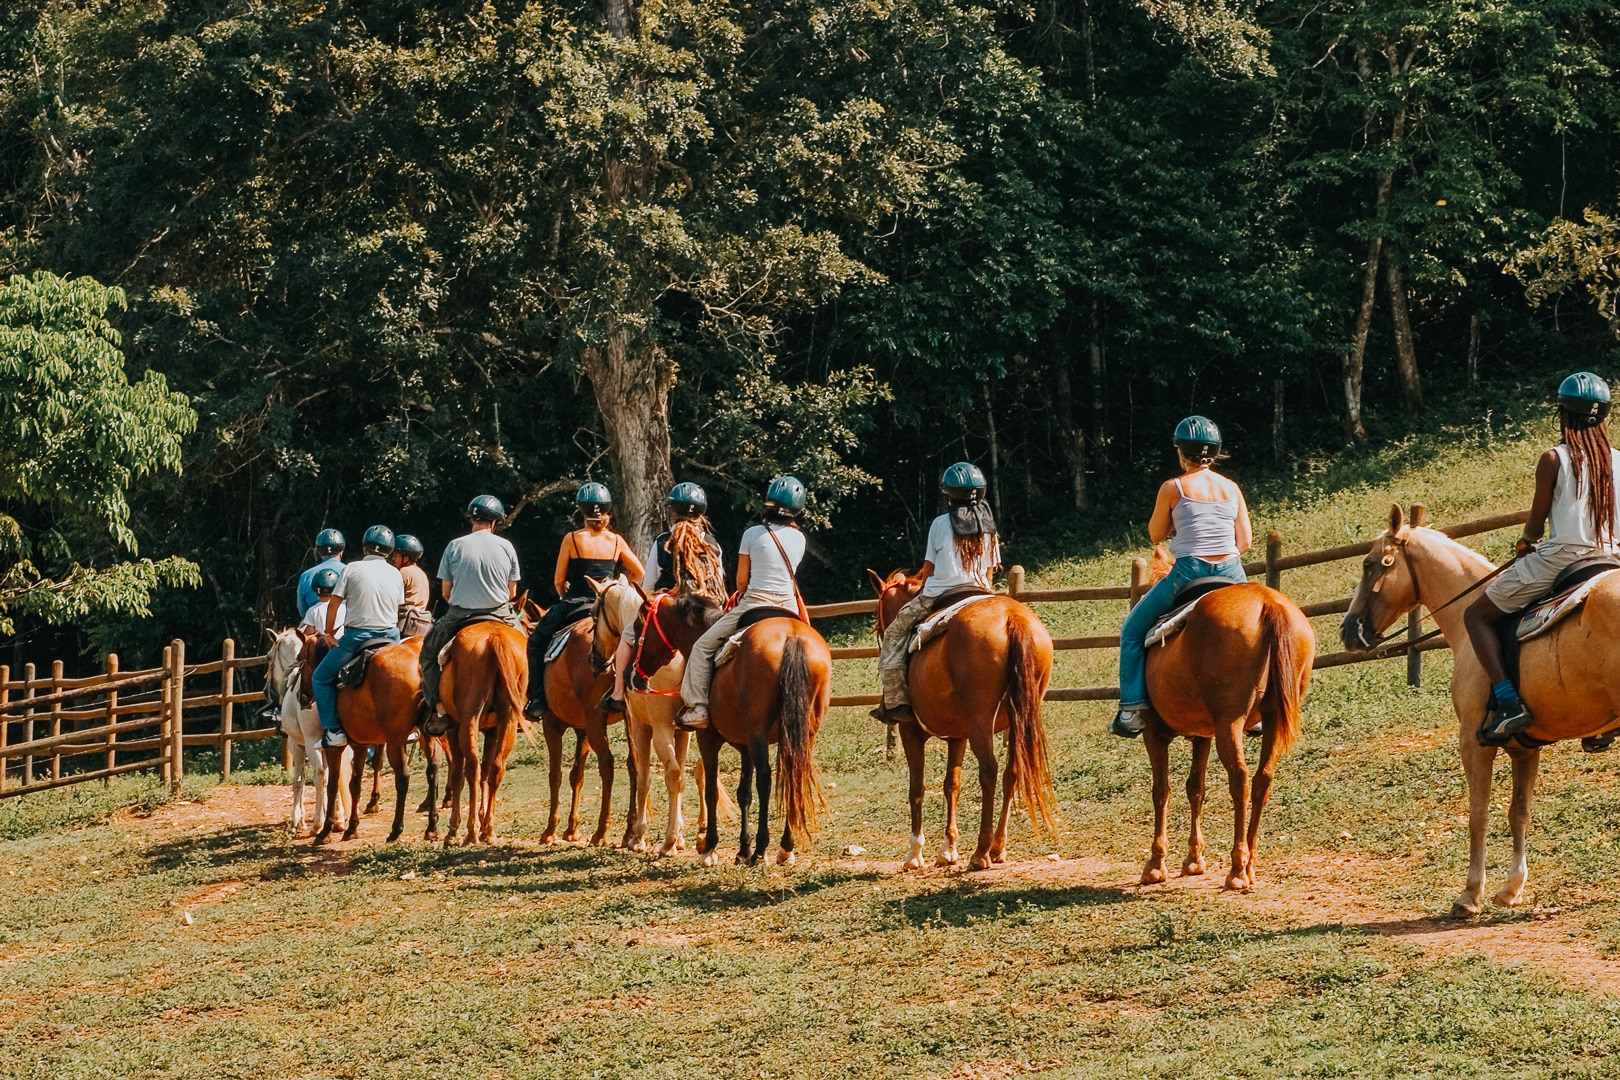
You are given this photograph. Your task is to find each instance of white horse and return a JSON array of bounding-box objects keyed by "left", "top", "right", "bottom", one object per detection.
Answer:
[{"left": 264, "top": 628, "right": 351, "bottom": 836}]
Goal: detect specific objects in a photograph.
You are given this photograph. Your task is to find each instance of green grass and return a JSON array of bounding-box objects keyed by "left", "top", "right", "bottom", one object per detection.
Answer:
[{"left": 10, "top": 412, "right": 1620, "bottom": 1078}]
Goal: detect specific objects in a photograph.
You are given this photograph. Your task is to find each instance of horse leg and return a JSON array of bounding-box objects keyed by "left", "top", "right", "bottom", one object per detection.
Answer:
[
  {"left": 990, "top": 748, "right": 1017, "bottom": 866},
  {"left": 313, "top": 744, "right": 344, "bottom": 846},
  {"left": 1243, "top": 719, "right": 1283, "bottom": 884},
  {"left": 620, "top": 719, "right": 650, "bottom": 851},
  {"left": 1213, "top": 724, "right": 1251, "bottom": 890},
  {"left": 699, "top": 732, "right": 724, "bottom": 866},
  {"left": 735, "top": 743, "right": 757, "bottom": 865},
  {"left": 967, "top": 730, "right": 999, "bottom": 871},
  {"left": 563, "top": 729, "right": 588, "bottom": 843},
  {"left": 289, "top": 737, "right": 307, "bottom": 836},
  {"left": 656, "top": 722, "right": 685, "bottom": 856},
  {"left": 422, "top": 735, "right": 442, "bottom": 842},
  {"left": 365, "top": 745, "right": 383, "bottom": 815},
  {"left": 481, "top": 723, "right": 516, "bottom": 844},
  {"left": 456, "top": 722, "right": 482, "bottom": 846},
  {"left": 685, "top": 731, "right": 706, "bottom": 851},
  {"left": 1140, "top": 721, "right": 1174, "bottom": 885},
  {"left": 1494, "top": 749, "right": 1541, "bottom": 908},
  {"left": 586, "top": 719, "right": 615, "bottom": 847},
  {"left": 939, "top": 736, "right": 967, "bottom": 867},
  {"left": 341, "top": 744, "right": 366, "bottom": 842},
  {"left": 899, "top": 721, "right": 928, "bottom": 870},
  {"left": 540, "top": 716, "right": 564, "bottom": 844},
  {"left": 385, "top": 740, "right": 409, "bottom": 843},
  {"left": 748, "top": 733, "right": 774, "bottom": 866},
  {"left": 1453, "top": 734, "right": 1498, "bottom": 917},
  {"left": 1183, "top": 735, "right": 1212, "bottom": 876}
]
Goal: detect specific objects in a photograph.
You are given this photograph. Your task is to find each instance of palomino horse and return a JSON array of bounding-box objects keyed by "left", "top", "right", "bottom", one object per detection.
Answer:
[
  {"left": 438, "top": 620, "right": 529, "bottom": 845},
  {"left": 316, "top": 635, "right": 446, "bottom": 845},
  {"left": 530, "top": 598, "right": 634, "bottom": 846},
  {"left": 589, "top": 576, "right": 721, "bottom": 854},
  {"left": 868, "top": 572, "right": 1057, "bottom": 870},
  {"left": 265, "top": 627, "right": 348, "bottom": 836},
  {"left": 1136, "top": 578, "right": 1313, "bottom": 890},
  {"left": 633, "top": 593, "right": 830, "bottom": 865},
  {"left": 1340, "top": 504, "right": 1620, "bottom": 917}
]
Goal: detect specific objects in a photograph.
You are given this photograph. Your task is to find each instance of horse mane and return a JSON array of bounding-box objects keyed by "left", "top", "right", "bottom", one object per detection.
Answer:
[
  {"left": 672, "top": 591, "right": 723, "bottom": 629},
  {"left": 1403, "top": 524, "right": 1497, "bottom": 574}
]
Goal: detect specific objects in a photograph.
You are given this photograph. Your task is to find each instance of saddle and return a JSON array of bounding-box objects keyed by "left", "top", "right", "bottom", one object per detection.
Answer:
[
  {"left": 542, "top": 625, "right": 578, "bottom": 664},
  {"left": 1145, "top": 577, "right": 1239, "bottom": 649},
  {"left": 906, "top": 587, "right": 996, "bottom": 655},
  {"left": 1497, "top": 556, "right": 1620, "bottom": 690},
  {"left": 335, "top": 637, "right": 395, "bottom": 689},
  {"left": 436, "top": 614, "right": 516, "bottom": 668},
  {"left": 712, "top": 607, "right": 808, "bottom": 670}
]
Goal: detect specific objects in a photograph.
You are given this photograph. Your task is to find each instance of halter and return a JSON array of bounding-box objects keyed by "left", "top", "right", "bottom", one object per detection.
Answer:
[{"left": 630, "top": 592, "right": 684, "bottom": 697}]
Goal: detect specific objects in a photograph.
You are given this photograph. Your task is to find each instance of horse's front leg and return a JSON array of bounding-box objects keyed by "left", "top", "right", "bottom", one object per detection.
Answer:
[
  {"left": 1140, "top": 721, "right": 1174, "bottom": 884},
  {"left": 341, "top": 744, "right": 366, "bottom": 842},
  {"left": 365, "top": 745, "right": 383, "bottom": 815},
  {"left": 699, "top": 732, "right": 723, "bottom": 865},
  {"left": 289, "top": 737, "right": 308, "bottom": 836},
  {"left": 1183, "top": 735, "right": 1212, "bottom": 876},
  {"left": 898, "top": 721, "right": 928, "bottom": 869},
  {"left": 313, "top": 744, "right": 344, "bottom": 846},
  {"left": 385, "top": 741, "right": 410, "bottom": 843},
  {"left": 967, "top": 730, "right": 998, "bottom": 871},
  {"left": 938, "top": 736, "right": 966, "bottom": 867},
  {"left": 1453, "top": 732, "right": 1498, "bottom": 917},
  {"left": 540, "top": 717, "right": 564, "bottom": 844},
  {"left": 1212, "top": 723, "right": 1251, "bottom": 890},
  {"left": 748, "top": 733, "right": 774, "bottom": 866},
  {"left": 586, "top": 719, "right": 615, "bottom": 847},
  {"left": 422, "top": 734, "right": 442, "bottom": 842},
  {"left": 735, "top": 742, "right": 757, "bottom": 865},
  {"left": 563, "top": 729, "right": 588, "bottom": 843},
  {"left": 480, "top": 722, "right": 516, "bottom": 844},
  {"left": 653, "top": 721, "right": 684, "bottom": 856},
  {"left": 1494, "top": 748, "right": 1541, "bottom": 908}
]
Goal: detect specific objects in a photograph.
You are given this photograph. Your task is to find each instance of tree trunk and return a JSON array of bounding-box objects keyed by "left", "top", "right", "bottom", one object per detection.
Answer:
[
  {"left": 1052, "top": 355, "right": 1086, "bottom": 510},
  {"left": 1272, "top": 378, "right": 1285, "bottom": 468},
  {"left": 983, "top": 381, "right": 1003, "bottom": 521},
  {"left": 1088, "top": 296, "right": 1105, "bottom": 466},
  {"left": 581, "top": 329, "right": 673, "bottom": 554},
  {"left": 1384, "top": 245, "right": 1422, "bottom": 411},
  {"left": 1342, "top": 235, "right": 1380, "bottom": 440},
  {"left": 1467, "top": 312, "right": 1480, "bottom": 385}
]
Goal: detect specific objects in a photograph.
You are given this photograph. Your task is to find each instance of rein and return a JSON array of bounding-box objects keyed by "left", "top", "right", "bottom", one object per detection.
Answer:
[
  {"left": 630, "top": 593, "right": 684, "bottom": 697},
  {"left": 1365, "top": 531, "right": 1517, "bottom": 651}
]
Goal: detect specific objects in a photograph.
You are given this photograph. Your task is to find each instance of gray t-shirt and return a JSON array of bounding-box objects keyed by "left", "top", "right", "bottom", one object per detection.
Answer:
[{"left": 437, "top": 530, "right": 521, "bottom": 610}]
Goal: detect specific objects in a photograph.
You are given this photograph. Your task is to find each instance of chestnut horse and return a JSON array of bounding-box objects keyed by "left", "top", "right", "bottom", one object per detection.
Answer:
[
  {"left": 869, "top": 572, "right": 1057, "bottom": 870},
  {"left": 1341, "top": 504, "right": 1620, "bottom": 916},
  {"left": 315, "top": 635, "right": 446, "bottom": 845},
  {"left": 633, "top": 593, "right": 830, "bottom": 865},
  {"left": 438, "top": 620, "right": 529, "bottom": 845},
  {"left": 1136, "top": 579, "right": 1312, "bottom": 890}
]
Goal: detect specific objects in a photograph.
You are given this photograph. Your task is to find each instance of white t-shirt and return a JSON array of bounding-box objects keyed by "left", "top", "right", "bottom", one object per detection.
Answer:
[
  {"left": 921, "top": 513, "right": 1001, "bottom": 598},
  {"left": 300, "top": 599, "right": 346, "bottom": 636},
  {"left": 335, "top": 555, "right": 404, "bottom": 631},
  {"left": 739, "top": 524, "right": 805, "bottom": 607}
]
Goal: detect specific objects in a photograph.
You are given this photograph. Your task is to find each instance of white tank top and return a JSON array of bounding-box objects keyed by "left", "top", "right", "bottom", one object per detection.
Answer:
[
  {"left": 1546, "top": 444, "right": 1620, "bottom": 553},
  {"left": 1167, "top": 478, "right": 1241, "bottom": 559}
]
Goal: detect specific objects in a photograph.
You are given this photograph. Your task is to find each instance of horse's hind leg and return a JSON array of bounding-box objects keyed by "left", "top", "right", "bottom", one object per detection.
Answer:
[
  {"left": 1494, "top": 749, "right": 1541, "bottom": 908},
  {"left": 990, "top": 745, "right": 1017, "bottom": 866},
  {"left": 1140, "top": 721, "right": 1174, "bottom": 884},
  {"left": 735, "top": 742, "right": 757, "bottom": 865},
  {"left": 747, "top": 733, "right": 774, "bottom": 866},
  {"left": 480, "top": 722, "right": 517, "bottom": 843},
  {"left": 563, "top": 728, "right": 589, "bottom": 843},
  {"left": 289, "top": 737, "right": 307, "bottom": 836},
  {"left": 1453, "top": 734, "right": 1498, "bottom": 917},
  {"left": 899, "top": 721, "right": 929, "bottom": 870},
  {"left": 1183, "top": 735, "right": 1212, "bottom": 876},
  {"left": 342, "top": 745, "right": 367, "bottom": 841},
  {"left": 938, "top": 736, "right": 966, "bottom": 867},
  {"left": 586, "top": 719, "right": 615, "bottom": 847},
  {"left": 540, "top": 717, "right": 565, "bottom": 844},
  {"left": 313, "top": 745, "right": 343, "bottom": 846},
  {"left": 1213, "top": 723, "right": 1251, "bottom": 890},
  {"left": 654, "top": 722, "right": 684, "bottom": 856},
  {"left": 1242, "top": 718, "right": 1283, "bottom": 883},
  {"left": 699, "top": 732, "right": 724, "bottom": 865},
  {"left": 967, "top": 729, "right": 999, "bottom": 871},
  {"left": 385, "top": 740, "right": 410, "bottom": 843},
  {"left": 422, "top": 735, "right": 442, "bottom": 842},
  {"left": 619, "top": 719, "right": 650, "bottom": 851}
]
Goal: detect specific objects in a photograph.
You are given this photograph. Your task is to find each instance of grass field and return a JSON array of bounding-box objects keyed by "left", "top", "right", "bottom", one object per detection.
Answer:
[{"left": 11, "top": 414, "right": 1620, "bottom": 1079}]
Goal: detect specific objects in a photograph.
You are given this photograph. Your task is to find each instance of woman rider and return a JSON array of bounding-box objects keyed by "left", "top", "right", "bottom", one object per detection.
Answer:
[
  {"left": 677, "top": 476, "right": 808, "bottom": 731},
  {"left": 1466, "top": 372, "right": 1620, "bottom": 746},
  {"left": 871, "top": 462, "right": 1002, "bottom": 725},
  {"left": 1111, "top": 416, "right": 1253, "bottom": 738},
  {"left": 525, "top": 483, "right": 644, "bottom": 718},
  {"left": 599, "top": 482, "right": 725, "bottom": 714}
]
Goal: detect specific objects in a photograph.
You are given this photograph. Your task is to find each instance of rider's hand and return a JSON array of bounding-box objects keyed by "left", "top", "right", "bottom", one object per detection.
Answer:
[
  {"left": 1514, "top": 536, "right": 1535, "bottom": 559},
  {"left": 323, "top": 633, "right": 338, "bottom": 648}
]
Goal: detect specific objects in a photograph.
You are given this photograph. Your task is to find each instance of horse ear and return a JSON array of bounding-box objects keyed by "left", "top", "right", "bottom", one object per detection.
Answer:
[
  {"left": 633, "top": 581, "right": 650, "bottom": 604},
  {"left": 1388, "top": 502, "right": 1404, "bottom": 535},
  {"left": 866, "top": 569, "right": 886, "bottom": 596},
  {"left": 263, "top": 626, "right": 277, "bottom": 644},
  {"left": 586, "top": 575, "right": 607, "bottom": 596}
]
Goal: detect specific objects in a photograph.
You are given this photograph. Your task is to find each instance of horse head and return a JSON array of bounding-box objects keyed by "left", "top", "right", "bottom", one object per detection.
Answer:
[
  {"left": 867, "top": 569, "right": 921, "bottom": 634},
  {"left": 1340, "top": 503, "right": 1423, "bottom": 652},
  {"left": 587, "top": 575, "right": 643, "bottom": 672},
  {"left": 264, "top": 627, "right": 305, "bottom": 702},
  {"left": 633, "top": 591, "right": 721, "bottom": 680},
  {"left": 518, "top": 590, "right": 543, "bottom": 634}
]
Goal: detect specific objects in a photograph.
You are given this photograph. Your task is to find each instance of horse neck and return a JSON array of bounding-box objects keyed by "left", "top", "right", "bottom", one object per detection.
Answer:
[
  {"left": 666, "top": 600, "right": 717, "bottom": 655},
  {"left": 1406, "top": 528, "right": 1493, "bottom": 645}
]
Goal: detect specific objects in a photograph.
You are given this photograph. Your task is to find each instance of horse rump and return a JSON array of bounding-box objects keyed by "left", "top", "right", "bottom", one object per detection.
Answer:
[
  {"left": 1004, "top": 612, "right": 1057, "bottom": 834},
  {"left": 773, "top": 633, "right": 826, "bottom": 841}
]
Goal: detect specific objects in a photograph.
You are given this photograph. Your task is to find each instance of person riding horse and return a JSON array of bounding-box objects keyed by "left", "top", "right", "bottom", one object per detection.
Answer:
[
  {"left": 312, "top": 525, "right": 404, "bottom": 748},
  {"left": 599, "top": 481, "right": 725, "bottom": 714},
  {"left": 297, "top": 528, "right": 346, "bottom": 616},
  {"left": 524, "top": 482, "right": 644, "bottom": 718},
  {"left": 391, "top": 534, "right": 433, "bottom": 638},
  {"left": 420, "top": 496, "right": 523, "bottom": 717},
  {"left": 300, "top": 568, "right": 345, "bottom": 638},
  {"left": 677, "top": 476, "right": 809, "bottom": 732},
  {"left": 871, "top": 462, "right": 1002, "bottom": 726},
  {"left": 1466, "top": 372, "right": 1620, "bottom": 746},
  {"left": 1111, "top": 416, "right": 1254, "bottom": 738}
]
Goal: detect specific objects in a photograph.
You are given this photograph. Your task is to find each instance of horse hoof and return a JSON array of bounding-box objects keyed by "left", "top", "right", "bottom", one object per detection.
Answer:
[
  {"left": 903, "top": 856, "right": 924, "bottom": 871},
  {"left": 1221, "top": 871, "right": 1248, "bottom": 892},
  {"left": 562, "top": 832, "right": 582, "bottom": 844},
  {"left": 1449, "top": 899, "right": 1482, "bottom": 919},
  {"left": 424, "top": 830, "right": 440, "bottom": 843},
  {"left": 701, "top": 850, "right": 720, "bottom": 867},
  {"left": 1493, "top": 886, "right": 1526, "bottom": 908},
  {"left": 589, "top": 833, "right": 609, "bottom": 847},
  {"left": 444, "top": 835, "right": 461, "bottom": 848},
  {"left": 312, "top": 833, "right": 331, "bottom": 848},
  {"left": 988, "top": 850, "right": 1007, "bottom": 866},
  {"left": 540, "top": 833, "right": 557, "bottom": 846},
  {"left": 342, "top": 830, "right": 359, "bottom": 842},
  {"left": 968, "top": 856, "right": 991, "bottom": 871},
  {"left": 656, "top": 843, "right": 676, "bottom": 857},
  {"left": 775, "top": 849, "right": 796, "bottom": 866},
  {"left": 364, "top": 798, "right": 381, "bottom": 815},
  {"left": 415, "top": 800, "right": 433, "bottom": 814},
  {"left": 386, "top": 830, "right": 402, "bottom": 843},
  {"left": 1140, "top": 865, "right": 1166, "bottom": 885},
  {"left": 1181, "top": 859, "right": 1206, "bottom": 877},
  {"left": 934, "top": 852, "right": 959, "bottom": 867}
]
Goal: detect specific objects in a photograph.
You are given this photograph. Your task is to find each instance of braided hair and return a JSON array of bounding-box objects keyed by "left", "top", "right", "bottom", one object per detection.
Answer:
[
  {"left": 668, "top": 518, "right": 727, "bottom": 602},
  {"left": 1564, "top": 412, "right": 1617, "bottom": 545}
]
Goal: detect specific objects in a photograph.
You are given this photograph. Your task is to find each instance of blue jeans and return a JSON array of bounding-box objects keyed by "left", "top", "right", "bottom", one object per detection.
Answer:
[
  {"left": 1118, "top": 555, "right": 1247, "bottom": 710},
  {"left": 313, "top": 627, "right": 400, "bottom": 733}
]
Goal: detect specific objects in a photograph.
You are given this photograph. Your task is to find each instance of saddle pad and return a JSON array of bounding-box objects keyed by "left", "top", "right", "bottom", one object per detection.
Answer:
[
  {"left": 1145, "top": 602, "right": 1199, "bottom": 650},
  {"left": 1515, "top": 568, "right": 1619, "bottom": 643},
  {"left": 1144, "top": 578, "right": 1241, "bottom": 650},
  {"left": 713, "top": 613, "right": 800, "bottom": 670},
  {"left": 908, "top": 593, "right": 997, "bottom": 655},
  {"left": 543, "top": 626, "right": 574, "bottom": 664},
  {"left": 436, "top": 614, "right": 515, "bottom": 667},
  {"left": 336, "top": 638, "right": 394, "bottom": 688}
]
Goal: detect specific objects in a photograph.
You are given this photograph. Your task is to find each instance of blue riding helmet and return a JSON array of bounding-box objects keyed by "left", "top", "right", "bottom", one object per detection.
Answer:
[
  {"left": 394, "top": 534, "right": 424, "bottom": 561},
  {"left": 940, "top": 462, "right": 987, "bottom": 501},
  {"left": 315, "top": 528, "right": 346, "bottom": 555},
  {"left": 668, "top": 481, "right": 708, "bottom": 516},
  {"left": 577, "top": 482, "right": 612, "bottom": 511},
  {"left": 764, "top": 475, "right": 806, "bottom": 515},
  {"left": 311, "top": 568, "right": 340, "bottom": 594},
  {"left": 1173, "top": 415, "right": 1222, "bottom": 462},
  {"left": 1559, "top": 372, "right": 1612, "bottom": 427},
  {"left": 362, "top": 525, "right": 396, "bottom": 553},
  {"left": 467, "top": 494, "right": 506, "bottom": 522}
]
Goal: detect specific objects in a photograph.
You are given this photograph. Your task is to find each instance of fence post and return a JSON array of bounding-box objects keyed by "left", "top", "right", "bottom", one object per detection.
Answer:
[
  {"left": 105, "top": 654, "right": 119, "bottom": 780},
  {"left": 1265, "top": 532, "right": 1283, "bottom": 591},
  {"left": 0, "top": 664, "right": 8, "bottom": 793},
  {"left": 220, "top": 639, "right": 235, "bottom": 781},
  {"left": 22, "top": 662, "right": 36, "bottom": 788},
  {"left": 1008, "top": 565, "right": 1026, "bottom": 599},
  {"left": 49, "top": 660, "right": 63, "bottom": 782},
  {"left": 1407, "top": 504, "right": 1427, "bottom": 687},
  {"left": 1129, "top": 558, "right": 1148, "bottom": 608},
  {"left": 160, "top": 645, "right": 174, "bottom": 787},
  {"left": 169, "top": 639, "right": 186, "bottom": 794}
]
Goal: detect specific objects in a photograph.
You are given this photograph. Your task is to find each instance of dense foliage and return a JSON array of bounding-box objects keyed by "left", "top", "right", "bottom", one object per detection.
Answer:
[{"left": 2, "top": 0, "right": 1619, "bottom": 666}]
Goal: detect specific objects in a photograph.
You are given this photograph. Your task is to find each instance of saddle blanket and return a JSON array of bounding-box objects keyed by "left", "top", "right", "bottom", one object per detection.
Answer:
[
  {"left": 543, "top": 627, "right": 573, "bottom": 664},
  {"left": 1145, "top": 600, "right": 1200, "bottom": 650},
  {"left": 713, "top": 609, "right": 805, "bottom": 669},
  {"left": 435, "top": 613, "right": 517, "bottom": 668},
  {"left": 908, "top": 593, "right": 997, "bottom": 654},
  {"left": 1516, "top": 568, "right": 1619, "bottom": 643}
]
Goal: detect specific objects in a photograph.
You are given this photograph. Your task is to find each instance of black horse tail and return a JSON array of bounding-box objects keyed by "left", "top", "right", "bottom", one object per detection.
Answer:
[{"left": 774, "top": 633, "right": 826, "bottom": 841}]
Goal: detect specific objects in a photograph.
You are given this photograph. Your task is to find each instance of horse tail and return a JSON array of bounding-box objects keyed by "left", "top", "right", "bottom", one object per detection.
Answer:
[
  {"left": 1005, "top": 610, "right": 1057, "bottom": 835},
  {"left": 491, "top": 626, "right": 528, "bottom": 722},
  {"left": 1258, "top": 598, "right": 1306, "bottom": 754},
  {"left": 774, "top": 633, "right": 825, "bottom": 841}
]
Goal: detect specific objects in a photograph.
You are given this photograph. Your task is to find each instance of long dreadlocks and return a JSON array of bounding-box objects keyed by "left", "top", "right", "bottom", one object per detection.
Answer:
[
  {"left": 668, "top": 518, "right": 727, "bottom": 603},
  {"left": 1563, "top": 412, "right": 1617, "bottom": 546}
]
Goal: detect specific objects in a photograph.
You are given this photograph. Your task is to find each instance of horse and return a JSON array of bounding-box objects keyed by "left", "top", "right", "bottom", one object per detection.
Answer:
[
  {"left": 264, "top": 627, "right": 349, "bottom": 836},
  {"left": 438, "top": 620, "right": 529, "bottom": 845},
  {"left": 1340, "top": 503, "right": 1620, "bottom": 917},
  {"left": 868, "top": 572, "right": 1057, "bottom": 870},
  {"left": 315, "top": 635, "right": 446, "bottom": 845},
  {"left": 589, "top": 576, "right": 721, "bottom": 855},
  {"left": 632, "top": 592, "right": 829, "bottom": 865},
  {"left": 1132, "top": 574, "right": 1313, "bottom": 890},
  {"left": 529, "top": 597, "right": 634, "bottom": 846}
]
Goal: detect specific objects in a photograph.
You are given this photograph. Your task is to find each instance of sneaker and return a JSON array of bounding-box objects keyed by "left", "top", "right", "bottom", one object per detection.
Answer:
[
  {"left": 676, "top": 705, "right": 709, "bottom": 732},
  {"left": 597, "top": 692, "right": 626, "bottom": 715},
  {"left": 1109, "top": 709, "right": 1146, "bottom": 739},
  {"left": 322, "top": 730, "right": 349, "bottom": 748},
  {"left": 1582, "top": 735, "right": 1615, "bottom": 753},
  {"left": 523, "top": 698, "right": 547, "bottom": 721},
  {"left": 1476, "top": 695, "right": 1534, "bottom": 747}
]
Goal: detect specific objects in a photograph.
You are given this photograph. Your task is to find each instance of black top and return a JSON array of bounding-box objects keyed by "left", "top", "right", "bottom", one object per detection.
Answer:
[{"left": 563, "top": 556, "right": 622, "bottom": 600}]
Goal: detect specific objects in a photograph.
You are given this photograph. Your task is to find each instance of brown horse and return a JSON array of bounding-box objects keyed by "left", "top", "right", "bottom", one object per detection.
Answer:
[
  {"left": 633, "top": 593, "right": 830, "bottom": 865},
  {"left": 1135, "top": 580, "right": 1312, "bottom": 890},
  {"left": 438, "top": 620, "right": 529, "bottom": 845},
  {"left": 869, "top": 572, "right": 1057, "bottom": 870},
  {"left": 315, "top": 635, "right": 446, "bottom": 845},
  {"left": 1340, "top": 504, "right": 1620, "bottom": 916}
]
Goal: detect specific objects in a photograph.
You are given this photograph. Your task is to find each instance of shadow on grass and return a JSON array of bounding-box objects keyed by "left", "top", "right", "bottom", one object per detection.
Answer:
[
  {"left": 140, "top": 824, "right": 282, "bottom": 872},
  {"left": 883, "top": 880, "right": 1133, "bottom": 927}
]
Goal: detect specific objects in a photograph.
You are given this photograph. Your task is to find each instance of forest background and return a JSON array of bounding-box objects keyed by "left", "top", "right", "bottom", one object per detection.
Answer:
[{"left": 5, "top": 0, "right": 1620, "bottom": 671}]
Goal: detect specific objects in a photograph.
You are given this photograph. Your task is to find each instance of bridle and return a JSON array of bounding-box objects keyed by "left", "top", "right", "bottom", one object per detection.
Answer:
[
  {"left": 1354, "top": 529, "right": 1512, "bottom": 652},
  {"left": 631, "top": 593, "right": 681, "bottom": 693}
]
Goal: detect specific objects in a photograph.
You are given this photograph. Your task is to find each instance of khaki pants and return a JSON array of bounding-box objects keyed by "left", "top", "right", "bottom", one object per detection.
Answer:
[
  {"left": 878, "top": 594, "right": 934, "bottom": 710},
  {"left": 680, "top": 596, "right": 786, "bottom": 709}
]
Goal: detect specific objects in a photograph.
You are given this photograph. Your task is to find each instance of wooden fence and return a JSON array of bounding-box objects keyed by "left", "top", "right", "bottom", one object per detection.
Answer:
[{"left": 0, "top": 639, "right": 272, "bottom": 799}]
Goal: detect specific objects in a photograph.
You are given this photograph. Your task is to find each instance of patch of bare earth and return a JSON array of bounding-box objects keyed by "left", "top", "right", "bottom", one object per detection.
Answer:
[{"left": 925, "top": 1061, "right": 1060, "bottom": 1080}]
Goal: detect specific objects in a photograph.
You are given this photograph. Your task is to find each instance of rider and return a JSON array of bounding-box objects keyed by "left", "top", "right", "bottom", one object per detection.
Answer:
[
  {"left": 391, "top": 534, "right": 433, "bottom": 638},
  {"left": 1110, "top": 416, "right": 1253, "bottom": 739},
  {"left": 299, "top": 568, "right": 345, "bottom": 638},
  {"left": 599, "top": 482, "right": 725, "bottom": 714},
  {"left": 311, "top": 526, "right": 404, "bottom": 747},
  {"left": 420, "top": 496, "right": 523, "bottom": 717},
  {"left": 1466, "top": 372, "right": 1620, "bottom": 745},
  {"left": 677, "top": 476, "right": 808, "bottom": 732},
  {"left": 871, "top": 462, "right": 1002, "bottom": 726},
  {"left": 524, "top": 483, "right": 644, "bottom": 717},
  {"left": 296, "top": 528, "right": 346, "bottom": 616}
]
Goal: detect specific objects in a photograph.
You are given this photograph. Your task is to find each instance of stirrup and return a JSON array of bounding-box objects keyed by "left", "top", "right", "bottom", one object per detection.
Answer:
[
  {"left": 523, "top": 699, "right": 548, "bottom": 721},
  {"left": 1109, "top": 709, "right": 1146, "bottom": 739},
  {"left": 1583, "top": 734, "right": 1616, "bottom": 753},
  {"left": 1477, "top": 698, "right": 1534, "bottom": 748},
  {"left": 597, "top": 692, "right": 625, "bottom": 715}
]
